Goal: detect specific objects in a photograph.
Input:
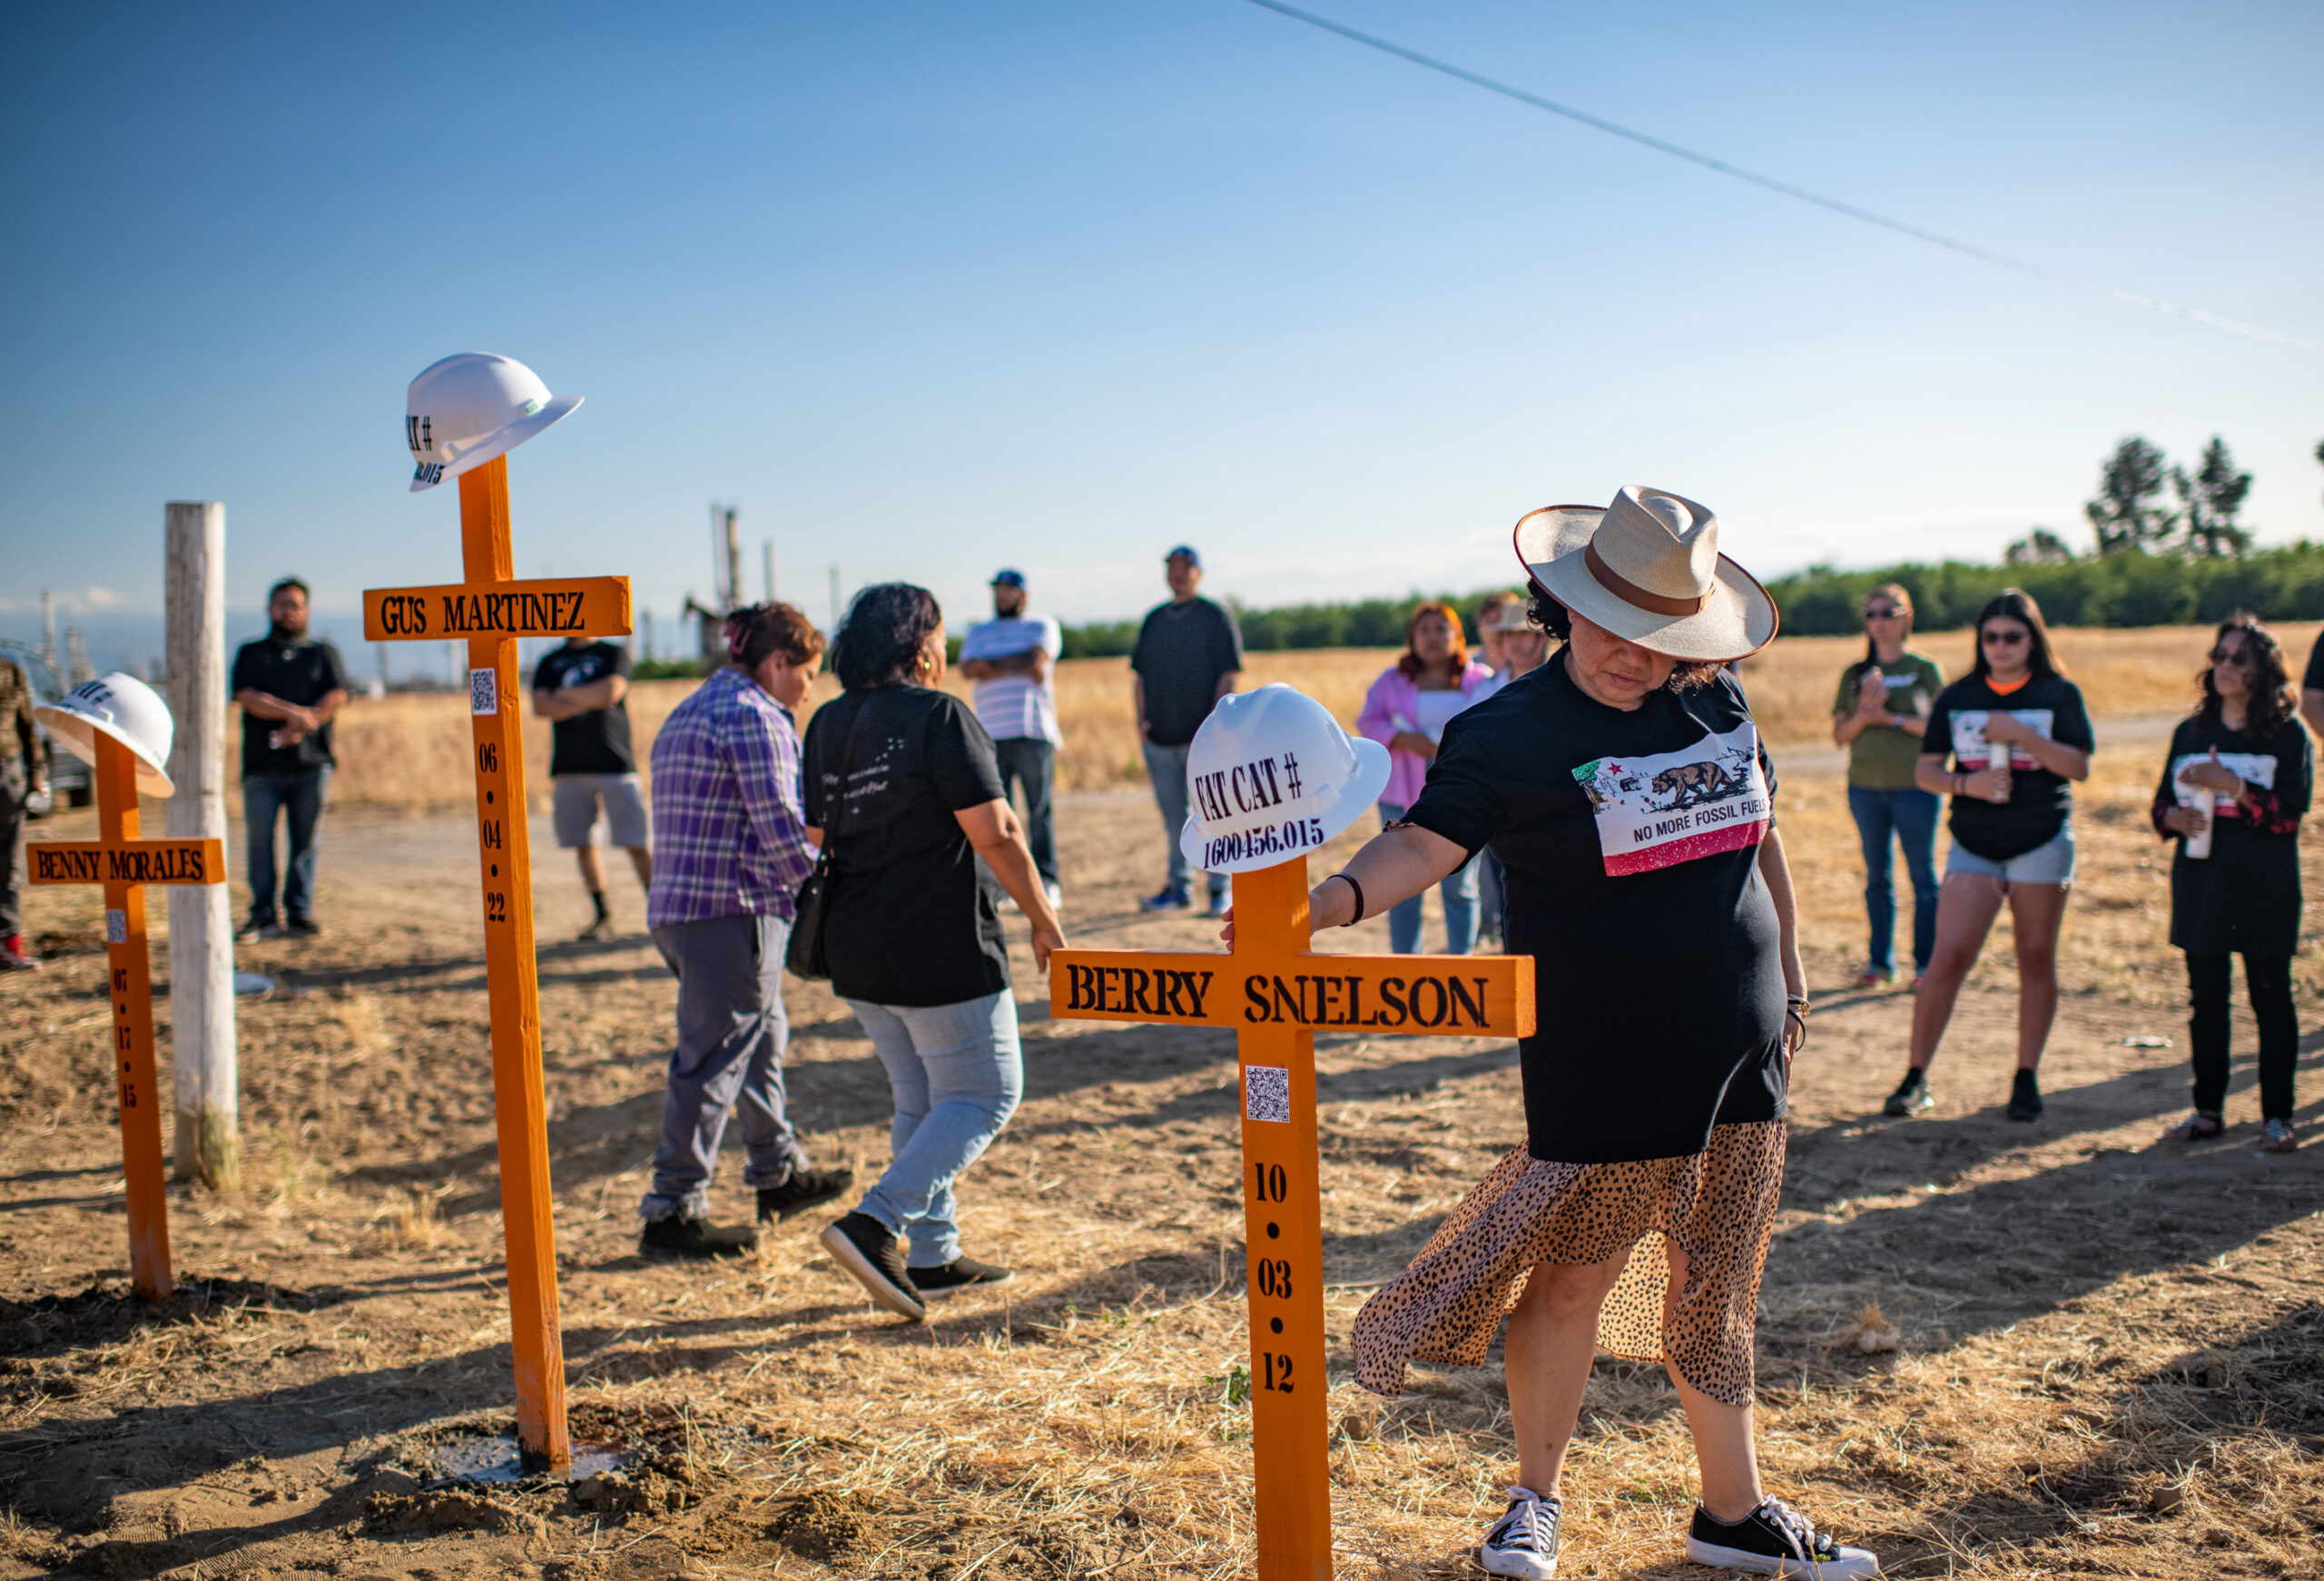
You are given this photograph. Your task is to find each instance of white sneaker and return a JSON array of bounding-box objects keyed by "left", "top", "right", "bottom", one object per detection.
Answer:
[
  {"left": 1685, "top": 1498, "right": 1878, "bottom": 1577},
  {"left": 1042, "top": 880, "right": 1062, "bottom": 909},
  {"left": 1481, "top": 1488, "right": 1560, "bottom": 1578}
]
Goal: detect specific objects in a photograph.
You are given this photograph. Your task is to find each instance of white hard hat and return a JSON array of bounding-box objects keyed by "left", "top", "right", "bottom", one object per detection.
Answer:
[
  {"left": 405, "top": 352, "right": 583, "bottom": 493},
  {"left": 34, "top": 673, "right": 175, "bottom": 797},
  {"left": 1177, "top": 683, "right": 1391, "bottom": 876}
]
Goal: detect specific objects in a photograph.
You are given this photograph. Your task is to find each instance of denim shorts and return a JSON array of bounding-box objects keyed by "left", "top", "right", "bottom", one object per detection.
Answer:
[{"left": 1945, "top": 823, "right": 2074, "bottom": 886}]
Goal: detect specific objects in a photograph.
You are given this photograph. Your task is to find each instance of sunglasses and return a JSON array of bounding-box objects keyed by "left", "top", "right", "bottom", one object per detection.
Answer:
[
  {"left": 2209, "top": 646, "right": 2256, "bottom": 666},
  {"left": 1980, "top": 628, "right": 2031, "bottom": 647},
  {"left": 1863, "top": 606, "right": 1902, "bottom": 620}
]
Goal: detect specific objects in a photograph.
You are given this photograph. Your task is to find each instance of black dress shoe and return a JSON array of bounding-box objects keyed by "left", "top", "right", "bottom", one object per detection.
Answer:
[
  {"left": 757, "top": 1164, "right": 855, "bottom": 1223},
  {"left": 639, "top": 1215, "right": 758, "bottom": 1260}
]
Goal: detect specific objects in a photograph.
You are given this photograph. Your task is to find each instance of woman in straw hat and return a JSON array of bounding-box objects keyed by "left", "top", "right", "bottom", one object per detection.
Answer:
[{"left": 1305, "top": 488, "right": 1875, "bottom": 1578}]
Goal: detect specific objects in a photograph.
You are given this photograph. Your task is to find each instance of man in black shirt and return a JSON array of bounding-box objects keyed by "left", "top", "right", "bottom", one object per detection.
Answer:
[
  {"left": 534, "top": 636, "right": 651, "bottom": 939},
  {"left": 1128, "top": 545, "right": 1242, "bottom": 914},
  {"left": 231, "top": 577, "right": 350, "bottom": 938}
]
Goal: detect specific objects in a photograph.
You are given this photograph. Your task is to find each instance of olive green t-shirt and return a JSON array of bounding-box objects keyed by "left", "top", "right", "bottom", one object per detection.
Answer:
[{"left": 1834, "top": 652, "right": 1945, "bottom": 790}]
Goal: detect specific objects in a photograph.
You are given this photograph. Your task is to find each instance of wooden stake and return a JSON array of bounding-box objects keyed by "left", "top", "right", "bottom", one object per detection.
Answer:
[
  {"left": 457, "top": 457, "right": 570, "bottom": 1471},
  {"left": 165, "top": 500, "right": 239, "bottom": 1188},
  {"left": 95, "top": 732, "right": 173, "bottom": 1301}
]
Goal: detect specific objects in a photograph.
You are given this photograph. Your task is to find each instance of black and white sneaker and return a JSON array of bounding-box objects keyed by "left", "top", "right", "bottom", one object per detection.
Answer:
[
  {"left": 638, "top": 1215, "right": 758, "bottom": 1261},
  {"left": 1882, "top": 1068, "right": 1932, "bottom": 1117},
  {"left": 820, "top": 1211, "right": 926, "bottom": 1321},
  {"left": 1481, "top": 1488, "right": 1560, "bottom": 1578},
  {"left": 1686, "top": 1498, "right": 1878, "bottom": 1577},
  {"left": 756, "top": 1164, "right": 856, "bottom": 1223},
  {"left": 2006, "top": 1068, "right": 2043, "bottom": 1123},
  {"left": 907, "top": 1255, "right": 1014, "bottom": 1299}
]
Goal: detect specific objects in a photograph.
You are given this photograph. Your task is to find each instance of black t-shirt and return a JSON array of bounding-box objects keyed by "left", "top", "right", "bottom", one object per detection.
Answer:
[
  {"left": 1921, "top": 671, "right": 2094, "bottom": 861},
  {"left": 1130, "top": 597, "right": 1244, "bottom": 746},
  {"left": 2151, "top": 711, "right": 2310, "bottom": 957},
  {"left": 1405, "top": 658, "right": 1787, "bottom": 1164},
  {"left": 231, "top": 633, "right": 352, "bottom": 777},
  {"left": 532, "top": 641, "right": 635, "bottom": 775},
  {"left": 2302, "top": 630, "right": 2324, "bottom": 694},
  {"left": 803, "top": 683, "right": 1011, "bottom": 1007}
]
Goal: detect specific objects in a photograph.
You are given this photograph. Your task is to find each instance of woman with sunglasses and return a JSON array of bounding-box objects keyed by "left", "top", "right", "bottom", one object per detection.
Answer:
[
  {"left": 1887, "top": 589, "right": 2092, "bottom": 1122},
  {"left": 2151, "top": 615, "right": 2308, "bottom": 1153},
  {"left": 1830, "top": 583, "right": 1945, "bottom": 987}
]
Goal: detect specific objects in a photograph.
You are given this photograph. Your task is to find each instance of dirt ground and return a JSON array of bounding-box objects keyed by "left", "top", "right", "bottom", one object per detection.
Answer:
[{"left": 2, "top": 725, "right": 2319, "bottom": 1579}]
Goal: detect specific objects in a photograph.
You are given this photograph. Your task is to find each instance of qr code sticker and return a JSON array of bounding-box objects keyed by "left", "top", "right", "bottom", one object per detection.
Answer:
[
  {"left": 1244, "top": 1065, "right": 1291, "bottom": 1124},
  {"left": 105, "top": 908, "right": 127, "bottom": 944},
  {"left": 469, "top": 667, "right": 498, "bottom": 716}
]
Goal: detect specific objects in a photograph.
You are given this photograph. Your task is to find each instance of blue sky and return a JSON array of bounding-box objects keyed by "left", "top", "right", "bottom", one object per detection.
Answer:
[{"left": 3, "top": 1, "right": 2319, "bottom": 677}]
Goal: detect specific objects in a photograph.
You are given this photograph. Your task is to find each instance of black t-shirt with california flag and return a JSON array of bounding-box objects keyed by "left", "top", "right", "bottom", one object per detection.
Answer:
[
  {"left": 1921, "top": 670, "right": 2093, "bottom": 861},
  {"left": 1404, "top": 657, "right": 1787, "bottom": 1165}
]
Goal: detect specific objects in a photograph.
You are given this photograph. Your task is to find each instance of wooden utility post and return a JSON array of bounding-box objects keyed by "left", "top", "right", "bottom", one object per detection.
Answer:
[
  {"left": 1051, "top": 862, "right": 1534, "bottom": 1581},
  {"left": 363, "top": 455, "right": 632, "bottom": 1471},
  {"left": 29, "top": 722, "right": 228, "bottom": 1299},
  {"left": 165, "top": 501, "right": 238, "bottom": 1188}
]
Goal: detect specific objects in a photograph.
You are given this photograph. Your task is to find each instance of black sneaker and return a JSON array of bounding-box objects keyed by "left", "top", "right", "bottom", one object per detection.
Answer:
[
  {"left": 906, "top": 1255, "right": 1014, "bottom": 1299},
  {"left": 1480, "top": 1488, "right": 1560, "bottom": 1578},
  {"left": 2006, "top": 1068, "right": 2043, "bottom": 1122},
  {"left": 576, "top": 915, "right": 610, "bottom": 942},
  {"left": 1882, "top": 1068, "right": 1932, "bottom": 1117},
  {"left": 234, "top": 915, "right": 278, "bottom": 942},
  {"left": 638, "top": 1215, "right": 759, "bottom": 1260},
  {"left": 1685, "top": 1498, "right": 1878, "bottom": 1577},
  {"left": 820, "top": 1211, "right": 925, "bottom": 1321},
  {"left": 285, "top": 916, "right": 322, "bottom": 938},
  {"left": 756, "top": 1164, "right": 856, "bottom": 1223}
]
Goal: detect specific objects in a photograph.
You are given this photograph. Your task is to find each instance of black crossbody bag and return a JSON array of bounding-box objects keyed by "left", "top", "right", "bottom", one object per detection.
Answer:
[{"left": 785, "top": 692, "right": 873, "bottom": 981}]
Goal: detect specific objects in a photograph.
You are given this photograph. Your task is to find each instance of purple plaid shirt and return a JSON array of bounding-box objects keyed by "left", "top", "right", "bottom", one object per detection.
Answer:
[{"left": 646, "top": 668, "right": 819, "bottom": 928}]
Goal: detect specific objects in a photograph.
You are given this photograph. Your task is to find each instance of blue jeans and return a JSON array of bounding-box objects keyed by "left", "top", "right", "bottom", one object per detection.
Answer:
[
  {"left": 844, "top": 990, "right": 1023, "bottom": 1266},
  {"left": 640, "top": 911, "right": 806, "bottom": 1221},
  {"left": 242, "top": 767, "right": 330, "bottom": 923},
  {"left": 1378, "top": 800, "right": 1478, "bottom": 956},
  {"left": 1142, "top": 740, "right": 1226, "bottom": 900},
  {"left": 1846, "top": 785, "right": 1940, "bottom": 974}
]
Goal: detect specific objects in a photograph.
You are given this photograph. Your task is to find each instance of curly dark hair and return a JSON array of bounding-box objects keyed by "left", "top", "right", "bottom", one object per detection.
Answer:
[
  {"left": 832, "top": 583, "right": 944, "bottom": 690},
  {"left": 724, "top": 602, "right": 824, "bottom": 671},
  {"left": 2195, "top": 612, "right": 2293, "bottom": 741},
  {"left": 1523, "top": 579, "right": 1724, "bottom": 692}
]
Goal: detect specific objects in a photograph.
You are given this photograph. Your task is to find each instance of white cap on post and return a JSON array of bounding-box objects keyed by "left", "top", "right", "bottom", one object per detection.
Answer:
[
  {"left": 35, "top": 673, "right": 177, "bottom": 797},
  {"left": 405, "top": 352, "right": 583, "bottom": 492},
  {"left": 1177, "top": 683, "right": 1391, "bottom": 876}
]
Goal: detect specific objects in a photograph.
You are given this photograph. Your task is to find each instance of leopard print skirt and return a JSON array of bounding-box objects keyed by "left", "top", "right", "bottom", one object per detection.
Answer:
[{"left": 1349, "top": 1119, "right": 1786, "bottom": 1409}]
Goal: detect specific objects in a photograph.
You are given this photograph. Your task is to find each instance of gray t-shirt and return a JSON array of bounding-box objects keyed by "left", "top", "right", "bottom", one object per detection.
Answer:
[{"left": 1130, "top": 597, "right": 1244, "bottom": 746}]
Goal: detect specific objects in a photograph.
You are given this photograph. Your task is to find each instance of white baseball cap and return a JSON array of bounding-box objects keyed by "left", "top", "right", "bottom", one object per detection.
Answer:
[
  {"left": 1177, "top": 683, "right": 1391, "bottom": 877},
  {"left": 34, "top": 673, "right": 175, "bottom": 797},
  {"left": 405, "top": 352, "right": 583, "bottom": 493}
]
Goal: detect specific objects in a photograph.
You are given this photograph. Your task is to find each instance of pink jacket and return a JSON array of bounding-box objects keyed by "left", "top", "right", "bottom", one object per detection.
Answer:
[{"left": 1356, "top": 661, "right": 1498, "bottom": 809}]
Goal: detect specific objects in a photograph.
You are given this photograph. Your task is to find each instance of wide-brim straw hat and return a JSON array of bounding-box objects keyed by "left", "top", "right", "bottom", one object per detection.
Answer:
[{"left": 1513, "top": 486, "right": 1778, "bottom": 663}]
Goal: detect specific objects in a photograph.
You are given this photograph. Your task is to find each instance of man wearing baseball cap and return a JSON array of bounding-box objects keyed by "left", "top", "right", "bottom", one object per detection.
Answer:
[
  {"left": 958, "top": 570, "right": 1065, "bottom": 907},
  {"left": 1130, "top": 545, "right": 1242, "bottom": 914}
]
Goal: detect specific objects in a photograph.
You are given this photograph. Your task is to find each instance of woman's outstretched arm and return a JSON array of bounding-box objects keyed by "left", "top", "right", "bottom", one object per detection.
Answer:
[{"left": 1303, "top": 824, "right": 1470, "bottom": 934}]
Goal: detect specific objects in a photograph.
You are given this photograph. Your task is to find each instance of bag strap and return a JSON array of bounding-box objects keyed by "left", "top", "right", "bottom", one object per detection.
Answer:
[{"left": 817, "top": 689, "right": 877, "bottom": 852}]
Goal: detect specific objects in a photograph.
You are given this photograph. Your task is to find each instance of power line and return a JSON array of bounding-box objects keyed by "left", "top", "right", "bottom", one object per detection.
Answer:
[{"left": 1241, "top": 0, "right": 2321, "bottom": 353}]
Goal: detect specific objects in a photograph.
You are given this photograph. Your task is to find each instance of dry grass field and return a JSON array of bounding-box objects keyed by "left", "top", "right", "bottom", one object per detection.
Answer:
[
  {"left": 3, "top": 619, "right": 2319, "bottom": 1579},
  {"left": 330, "top": 623, "right": 2322, "bottom": 808}
]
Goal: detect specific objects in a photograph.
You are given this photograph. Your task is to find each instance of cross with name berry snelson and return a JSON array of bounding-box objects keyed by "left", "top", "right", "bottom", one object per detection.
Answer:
[{"left": 1051, "top": 852, "right": 1533, "bottom": 1581}]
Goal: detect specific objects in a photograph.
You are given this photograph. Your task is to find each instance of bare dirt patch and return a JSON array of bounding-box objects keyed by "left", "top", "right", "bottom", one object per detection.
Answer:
[{"left": 4, "top": 722, "right": 2319, "bottom": 1578}]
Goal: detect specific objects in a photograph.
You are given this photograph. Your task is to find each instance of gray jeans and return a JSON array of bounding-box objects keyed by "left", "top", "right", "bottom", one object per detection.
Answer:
[
  {"left": 1141, "top": 739, "right": 1225, "bottom": 899},
  {"left": 640, "top": 911, "right": 806, "bottom": 1221}
]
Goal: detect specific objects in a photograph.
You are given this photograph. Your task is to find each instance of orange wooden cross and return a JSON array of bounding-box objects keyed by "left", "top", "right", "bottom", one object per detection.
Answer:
[
  {"left": 363, "top": 455, "right": 632, "bottom": 1471},
  {"left": 1051, "top": 858, "right": 1534, "bottom": 1581},
  {"left": 28, "top": 736, "right": 227, "bottom": 1302}
]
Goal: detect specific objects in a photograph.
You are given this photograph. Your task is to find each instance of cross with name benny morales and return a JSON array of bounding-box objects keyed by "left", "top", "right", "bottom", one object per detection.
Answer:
[
  {"left": 30, "top": 673, "right": 228, "bottom": 1302},
  {"left": 1049, "top": 685, "right": 1534, "bottom": 1581},
  {"left": 358, "top": 352, "right": 626, "bottom": 1472}
]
